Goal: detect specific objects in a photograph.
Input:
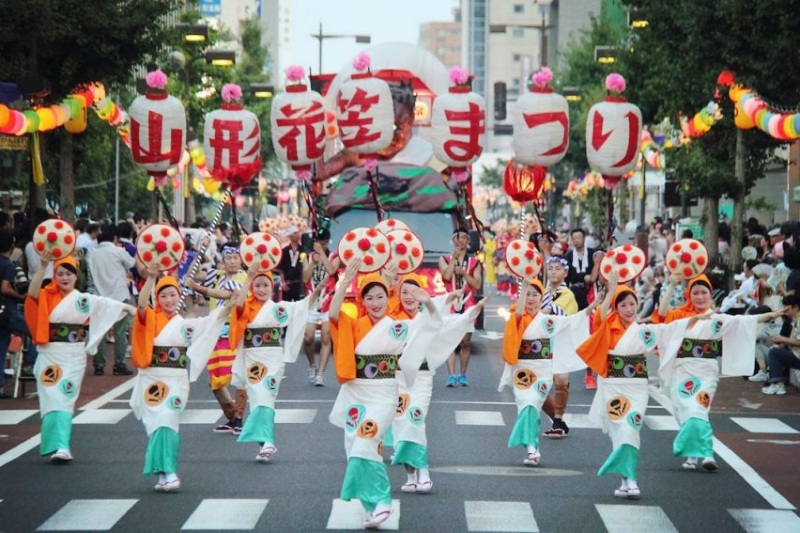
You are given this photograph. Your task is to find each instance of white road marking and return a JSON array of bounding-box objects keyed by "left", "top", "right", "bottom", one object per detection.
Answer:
[
  {"left": 326, "top": 499, "right": 400, "bottom": 530},
  {"left": 79, "top": 379, "right": 135, "bottom": 411},
  {"left": 182, "top": 499, "right": 269, "bottom": 530},
  {"left": 729, "top": 508, "right": 800, "bottom": 533},
  {"left": 731, "top": 417, "right": 799, "bottom": 434},
  {"left": 275, "top": 408, "right": 317, "bottom": 423},
  {"left": 455, "top": 410, "right": 506, "bottom": 426},
  {"left": 562, "top": 413, "right": 599, "bottom": 429},
  {"left": 0, "top": 409, "right": 38, "bottom": 425},
  {"left": 72, "top": 409, "right": 130, "bottom": 425},
  {"left": 595, "top": 504, "right": 677, "bottom": 533},
  {"left": 180, "top": 409, "right": 224, "bottom": 424},
  {"left": 37, "top": 499, "right": 137, "bottom": 531},
  {"left": 644, "top": 415, "right": 680, "bottom": 431},
  {"left": 464, "top": 501, "right": 538, "bottom": 532}
]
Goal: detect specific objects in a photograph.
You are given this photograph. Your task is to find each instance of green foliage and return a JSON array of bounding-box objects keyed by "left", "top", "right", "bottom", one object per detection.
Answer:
[{"left": 0, "top": 0, "right": 181, "bottom": 99}]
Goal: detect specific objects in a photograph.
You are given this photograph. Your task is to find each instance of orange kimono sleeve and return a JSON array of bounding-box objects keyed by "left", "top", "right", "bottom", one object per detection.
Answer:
[
  {"left": 228, "top": 300, "right": 259, "bottom": 350},
  {"left": 651, "top": 308, "right": 694, "bottom": 324},
  {"left": 329, "top": 313, "right": 358, "bottom": 383},
  {"left": 131, "top": 308, "right": 157, "bottom": 369},
  {"left": 24, "top": 290, "right": 62, "bottom": 346},
  {"left": 502, "top": 309, "right": 532, "bottom": 365},
  {"left": 577, "top": 315, "right": 627, "bottom": 378}
]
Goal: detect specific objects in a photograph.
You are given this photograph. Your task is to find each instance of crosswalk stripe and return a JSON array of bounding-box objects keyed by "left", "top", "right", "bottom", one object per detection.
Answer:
[
  {"left": 181, "top": 499, "right": 269, "bottom": 530},
  {"left": 595, "top": 504, "right": 677, "bottom": 533},
  {"left": 326, "top": 499, "right": 400, "bottom": 530},
  {"left": 643, "top": 415, "right": 679, "bottom": 431},
  {"left": 464, "top": 501, "right": 538, "bottom": 532},
  {"left": 275, "top": 409, "right": 317, "bottom": 423},
  {"left": 728, "top": 508, "right": 800, "bottom": 533},
  {"left": 730, "top": 417, "right": 799, "bottom": 434},
  {"left": 455, "top": 410, "right": 506, "bottom": 426},
  {"left": 0, "top": 409, "right": 38, "bottom": 425},
  {"left": 180, "top": 409, "right": 224, "bottom": 424},
  {"left": 72, "top": 409, "right": 131, "bottom": 425},
  {"left": 562, "top": 414, "right": 599, "bottom": 429},
  {"left": 37, "top": 499, "right": 137, "bottom": 531}
]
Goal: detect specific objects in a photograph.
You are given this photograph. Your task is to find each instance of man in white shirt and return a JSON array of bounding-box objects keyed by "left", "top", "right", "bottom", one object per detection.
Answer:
[
  {"left": 76, "top": 222, "right": 100, "bottom": 255},
  {"left": 88, "top": 224, "right": 135, "bottom": 375},
  {"left": 721, "top": 259, "right": 758, "bottom": 314}
]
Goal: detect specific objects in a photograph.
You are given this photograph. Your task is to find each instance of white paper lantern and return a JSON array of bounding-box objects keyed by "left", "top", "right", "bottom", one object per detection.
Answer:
[
  {"left": 203, "top": 103, "right": 261, "bottom": 191},
  {"left": 586, "top": 96, "right": 643, "bottom": 186},
  {"left": 129, "top": 86, "right": 186, "bottom": 185},
  {"left": 335, "top": 73, "right": 394, "bottom": 156},
  {"left": 513, "top": 88, "right": 569, "bottom": 167},
  {"left": 430, "top": 86, "right": 486, "bottom": 176},
  {"left": 270, "top": 85, "right": 326, "bottom": 175}
]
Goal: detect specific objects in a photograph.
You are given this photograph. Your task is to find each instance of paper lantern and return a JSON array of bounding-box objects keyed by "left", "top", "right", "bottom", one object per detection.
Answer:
[
  {"left": 35, "top": 107, "right": 56, "bottom": 131},
  {"left": 586, "top": 74, "right": 642, "bottom": 189},
  {"left": 129, "top": 70, "right": 187, "bottom": 186},
  {"left": 513, "top": 69, "right": 569, "bottom": 170},
  {"left": 270, "top": 65, "right": 326, "bottom": 181},
  {"left": 503, "top": 160, "right": 544, "bottom": 203},
  {"left": 203, "top": 83, "right": 261, "bottom": 192},
  {"left": 334, "top": 53, "right": 393, "bottom": 165},
  {"left": 430, "top": 67, "right": 486, "bottom": 182},
  {"left": 64, "top": 94, "right": 88, "bottom": 134},
  {"left": 0, "top": 105, "right": 9, "bottom": 129}
]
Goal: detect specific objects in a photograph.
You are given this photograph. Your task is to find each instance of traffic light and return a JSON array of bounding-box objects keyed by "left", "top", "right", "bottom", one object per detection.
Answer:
[{"left": 494, "top": 81, "right": 506, "bottom": 121}]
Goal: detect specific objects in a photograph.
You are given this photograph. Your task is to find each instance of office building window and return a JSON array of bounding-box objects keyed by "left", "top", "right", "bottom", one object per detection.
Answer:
[
  {"left": 512, "top": 28, "right": 524, "bottom": 38},
  {"left": 512, "top": 53, "right": 521, "bottom": 62},
  {"left": 513, "top": 4, "right": 524, "bottom": 14}
]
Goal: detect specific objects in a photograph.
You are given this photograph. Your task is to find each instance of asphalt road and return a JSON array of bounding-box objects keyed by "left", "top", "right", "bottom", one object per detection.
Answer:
[{"left": 1, "top": 300, "right": 799, "bottom": 532}]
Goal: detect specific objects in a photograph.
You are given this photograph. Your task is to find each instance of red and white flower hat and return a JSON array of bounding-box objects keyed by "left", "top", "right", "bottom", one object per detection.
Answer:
[
  {"left": 240, "top": 232, "right": 283, "bottom": 271},
  {"left": 32, "top": 219, "right": 75, "bottom": 260},
  {"left": 375, "top": 218, "right": 410, "bottom": 234},
  {"left": 337, "top": 227, "right": 391, "bottom": 273},
  {"left": 136, "top": 224, "right": 185, "bottom": 271},
  {"left": 599, "top": 244, "right": 646, "bottom": 284},
  {"left": 666, "top": 238, "right": 708, "bottom": 280},
  {"left": 385, "top": 229, "right": 424, "bottom": 274},
  {"left": 504, "top": 238, "right": 544, "bottom": 280}
]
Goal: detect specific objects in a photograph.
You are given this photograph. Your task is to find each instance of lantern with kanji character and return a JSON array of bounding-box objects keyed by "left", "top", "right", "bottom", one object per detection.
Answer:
[
  {"left": 335, "top": 52, "right": 393, "bottom": 169},
  {"left": 203, "top": 83, "right": 261, "bottom": 192},
  {"left": 511, "top": 68, "right": 569, "bottom": 190},
  {"left": 430, "top": 66, "right": 486, "bottom": 182},
  {"left": 585, "top": 73, "right": 642, "bottom": 189},
  {"left": 270, "top": 65, "right": 326, "bottom": 181},
  {"left": 129, "top": 70, "right": 186, "bottom": 187}
]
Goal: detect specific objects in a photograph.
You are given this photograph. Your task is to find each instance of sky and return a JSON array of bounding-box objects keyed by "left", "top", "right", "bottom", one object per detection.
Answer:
[{"left": 289, "top": 0, "right": 459, "bottom": 75}]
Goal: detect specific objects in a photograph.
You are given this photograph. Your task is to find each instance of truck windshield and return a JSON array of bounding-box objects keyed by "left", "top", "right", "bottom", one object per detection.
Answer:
[{"left": 329, "top": 210, "right": 456, "bottom": 256}]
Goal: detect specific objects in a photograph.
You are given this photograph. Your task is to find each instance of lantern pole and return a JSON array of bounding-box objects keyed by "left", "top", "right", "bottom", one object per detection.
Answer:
[
  {"left": 518, "top": 201, "right": 526, "bottom": 298},
  {"left": 178, "top": 187, "right": 232, "bottom": 311}
]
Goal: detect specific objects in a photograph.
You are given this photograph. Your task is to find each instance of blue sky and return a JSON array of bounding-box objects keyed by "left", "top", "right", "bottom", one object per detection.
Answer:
[{"left": 289, "top": 0, "right": 458, "bottom": 74}]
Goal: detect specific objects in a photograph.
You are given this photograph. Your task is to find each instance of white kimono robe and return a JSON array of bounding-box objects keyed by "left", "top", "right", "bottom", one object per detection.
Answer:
[
  {"left": 329, "top": 310, "right": 441, "bottom": 462},
  {"left": 129, "top": 308, "right": 225, "bottom": 436},
  {"left": 657, "top": 313, "right": 758, "bottom": 458},
  {"left": 231, "top": 298, "right": 310, "bottom": 410},
  {"left": 391, "top": 296, "right": 476, "bottom": 462},
  {"left": 35, "top": 291, "right": 126, "bottom": 417}
]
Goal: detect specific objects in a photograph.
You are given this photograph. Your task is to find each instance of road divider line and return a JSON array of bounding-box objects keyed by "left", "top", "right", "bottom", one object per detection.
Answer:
[{"left": 79, "top": 378, "right": 136, "bottom": 411}]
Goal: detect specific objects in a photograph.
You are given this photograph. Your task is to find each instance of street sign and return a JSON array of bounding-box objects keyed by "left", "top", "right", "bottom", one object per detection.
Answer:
[{"left": 0, "top": 134, "right": 29, "bottom": 151}]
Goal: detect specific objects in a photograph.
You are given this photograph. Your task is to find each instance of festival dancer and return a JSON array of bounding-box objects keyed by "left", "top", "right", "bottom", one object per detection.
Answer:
[
  {"left": 654, "top": 273, "right": 783, "bottom": 471},
  {"left": 329, "top": 259, "right": 441, "bottom": 529},
  {"left": 186, "top": 242, "right": 248, "bottom": 435},
  {"left": 25, "top": 255, "right": 134, "bottom": 462},
  {"left": 502, "top": 277, "right": 592, "bottom": 467},
  {"left": 228, "top": 267, "right": 322, "bottom": 462},
  {"left": 130, "top": 268, "right": 227, "bottom": 492},
  {"left": 389, "top": 274, "right": 487, "bottom": 494}
]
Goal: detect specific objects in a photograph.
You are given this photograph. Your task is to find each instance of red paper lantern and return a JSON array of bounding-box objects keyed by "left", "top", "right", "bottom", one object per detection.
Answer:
[
  {"left": 503, "top": 160, "right": 544, "bottom": 203},
  {"left": 430, "top": 74, "right": 486, "bottom": 181},
  {"left": 335, "top": 54, "right": 393, "bottom": 161},
  {"left": 586, "top": 75, "right": 642, "bottom": 190},
  {"left": 204, "top": 87, "right": 261, "bottom": 192},
  {"left": 129, "top": 73, "right": 186, "bottom": 187},
  {"left": 270, "top": 83, "right": 326, "bottom": 179}
]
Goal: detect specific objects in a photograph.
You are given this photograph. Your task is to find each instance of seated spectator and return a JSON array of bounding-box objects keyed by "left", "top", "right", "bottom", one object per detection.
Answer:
[
  {"left": 763, "top": 295, "right": 800, "bottom": 395},
  {"left": 748, "top": 282, "right": 783, "bottom": 382}
]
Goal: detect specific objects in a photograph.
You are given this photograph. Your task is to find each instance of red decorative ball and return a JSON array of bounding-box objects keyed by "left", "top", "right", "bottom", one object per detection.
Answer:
[
  {"left": 680, "top": 252, "right": 692, "bottom": 263},
  {"left": 155, "top": 241, "right": 167, "bottom": 253},
  {"left": 615, "top": 253, "right": 627, "bottom": 264},
  {"left": 396, "top": 243, "right": 408, "bottom": 255},
  {"left": 357, "top": 238, "right": 371, "bottom": 251},
  {"left": 47, "top": 232, "right": 58, "bottom": 242},
  {"left": 257, "top": 244, "right": 267, "bottom": 254}
]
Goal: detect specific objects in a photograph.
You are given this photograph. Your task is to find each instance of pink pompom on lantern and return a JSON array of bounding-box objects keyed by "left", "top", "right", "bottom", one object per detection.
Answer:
[
  {"left": 452, "top": 170, "right": 470, "bottom": 183},
  {"left": 286, "top": 65, "right": 306, "bottom": 83},
  {"left": 605, "top": 73, "right": 626, "bottom": 94},
  {"left": 449, "top": 66, "right": 470, "bottom": 86},
  {"left": 146, "top": 70, "right": 168, "bottom": 90},
  {"left": 295, "top": 169, "right": 312, "bottom": 182},
  {"left": 352, "top": 52, "right": 371, "bottom": 72},
  {"left": 221, "top": 83, "right": 243, "bottom": 103},
  {"left": 531, "top": 67, "right": 553, "bottom": 89}
]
